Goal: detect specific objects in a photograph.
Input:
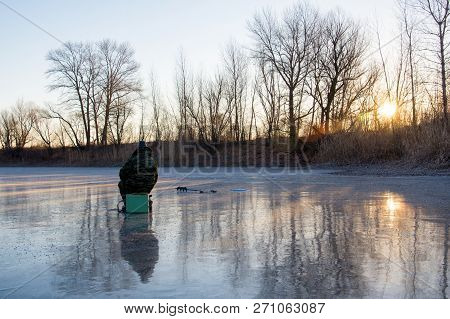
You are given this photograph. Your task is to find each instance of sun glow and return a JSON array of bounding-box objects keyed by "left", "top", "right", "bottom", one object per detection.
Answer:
[
  {"left": 378, "top": 102, "right": 397, "bottom": 119},
  {"left": 383, "top": 193, "right": 406, "bottom": 222},
  {"left": 386, "top": 197, "right": 397, "bottom": 214}
]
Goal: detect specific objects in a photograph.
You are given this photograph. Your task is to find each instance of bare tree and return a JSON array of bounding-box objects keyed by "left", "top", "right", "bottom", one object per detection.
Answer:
[
  {"left": 53, "top": 119, "right": 68, "bottom": 148},
  {"left": 184, "top": 74, "right": 209, "bottom": 141},
  {"left": 47, "top": 40, "right": 141, "bottom": 146},
  {"left": 374, "top": 18, "right": 411, "bottom": 126},
  {"left": 256, "top": 61, "right": 283, "bottom": 142},
  {"left": 10, "top": 100, "right": 35, "bottom": 149},
  {"left": 312, "top": 10, "right": 369, "bottom": 133},
  {"left": 249, "top": 2, "right": 318, "bottom": 148},
  {"left": 248, "top": 81, "right": 259, "bottom": 141},
  {"left": 416, "top": 0, "right": 449, "bottom": 126},
  {"left": 400, "top": 0, "right": 419, "bottom": 126},
  {"left": 203, "top": 72, "right": 232, "bottom": 143},
  {"left": 148, "top": 72, "right": 163, "bottom": 141},
  {"left": 224, "top": 41, "right": 248, "bottom": 141},
  {"left": 336, "top": 65, "right": 379, "bottom": 130},
  {"left": 0, "top": 110, "right": 14, "bottom": 149},
  {"left": 84, "top": 43, "right": 103, "bottom": 144},
  {"left": 46, "top": 105, "right": 84, "bottom": 148},
  {"left": 97, "top": 40, "right": 141, "bottom": 145},
  {"left": 47, "top": 42, "right": 93, "bottom": 146},
  {"left": 175, "top": 52, "right": 195, "bottom": 140},
  {"left": 32, "top": 108, "right": 54, "bottom": 149},
  {"left": 109, "top": 96, "right": 134, "bottom": 145}
]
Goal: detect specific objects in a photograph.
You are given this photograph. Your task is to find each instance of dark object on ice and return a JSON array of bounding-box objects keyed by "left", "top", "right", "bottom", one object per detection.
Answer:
[
  {"left": 120, "top": 213, "right": 158, "bottom": 283},
  {"left": 118, "top": 141, "right": 158, "bottom": 201},
  {"left": 176, "top": 186, "right": 217, "bottom": 193}
]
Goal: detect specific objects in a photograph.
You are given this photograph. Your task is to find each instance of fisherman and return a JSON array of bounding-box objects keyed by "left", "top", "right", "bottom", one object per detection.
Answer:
[{"left": 118, "top": 141, "right": 158, "bottom": 201}]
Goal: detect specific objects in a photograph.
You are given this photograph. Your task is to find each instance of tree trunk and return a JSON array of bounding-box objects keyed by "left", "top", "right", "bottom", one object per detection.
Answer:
[
  {"left": 101, "top": 102, "right": 110, "bottom": 145},
  {"left": 439, "top": 30, "right": 448, "bottom": 126},
  {"left": 288, "top": 89, "right": 296, "bottom": 151},
  {"left": 409, "top": 40, "right": 417, "bottom": 127}
]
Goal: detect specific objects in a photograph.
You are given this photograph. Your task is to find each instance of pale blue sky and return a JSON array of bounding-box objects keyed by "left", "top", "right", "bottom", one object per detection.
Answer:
[{"left": 0, "top": 0, "right": 396, "bottom": 110}]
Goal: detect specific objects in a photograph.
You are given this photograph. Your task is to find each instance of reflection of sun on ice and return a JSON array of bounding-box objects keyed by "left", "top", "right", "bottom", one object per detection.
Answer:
[
  {"left": 386, "top": 197, "right": 397, "bottom": 214},
  {"left": 384, "top": 193, "right": 403, "bottom": 221},
  {"left": 378, "top": 102, "right": 397, "bottom": 119}
]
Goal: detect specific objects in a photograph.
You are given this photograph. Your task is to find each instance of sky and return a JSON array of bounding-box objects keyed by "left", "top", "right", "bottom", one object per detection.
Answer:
[{"left": 0, "top": 0, "right": 397, "bottom": 110}]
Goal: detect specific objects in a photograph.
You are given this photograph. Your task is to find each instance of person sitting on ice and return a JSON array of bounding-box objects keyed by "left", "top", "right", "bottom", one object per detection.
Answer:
[{"left": 118, "top": 141, "right": 158, "bottom": 201}]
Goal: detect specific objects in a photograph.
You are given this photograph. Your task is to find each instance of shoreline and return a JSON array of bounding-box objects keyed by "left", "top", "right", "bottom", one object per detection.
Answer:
[
  {"left": 316, "top": 163, "right": 450, "bottom": 176},
  {"left": 0, "top": 163, "right": 449, "bottom": 177}
]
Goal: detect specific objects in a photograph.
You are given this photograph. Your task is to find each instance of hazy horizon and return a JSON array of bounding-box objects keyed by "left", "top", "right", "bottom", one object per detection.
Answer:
[{"left": 1, "top": 0, "right": 396, "bottom": 110}]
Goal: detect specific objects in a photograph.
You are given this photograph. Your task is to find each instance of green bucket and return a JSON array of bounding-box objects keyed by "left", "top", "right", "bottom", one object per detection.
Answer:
[{"left": 125, "top": 194, "right": 150, "bottom": 214}]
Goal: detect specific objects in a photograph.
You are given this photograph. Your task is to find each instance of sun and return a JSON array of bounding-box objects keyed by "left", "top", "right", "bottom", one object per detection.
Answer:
[{"left": 378, "top": 102, "right": 397, "bottom": 119}]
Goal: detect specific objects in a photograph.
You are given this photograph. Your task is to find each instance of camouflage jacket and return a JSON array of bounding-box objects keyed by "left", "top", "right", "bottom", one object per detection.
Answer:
[{"left": 119, "top": 146, "right": 158, "bottom": 196}]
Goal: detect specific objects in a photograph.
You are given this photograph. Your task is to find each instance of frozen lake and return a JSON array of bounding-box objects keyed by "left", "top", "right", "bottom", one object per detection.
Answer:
[{"left": 0, "top": 167, "right": 449, "bottom": 298}]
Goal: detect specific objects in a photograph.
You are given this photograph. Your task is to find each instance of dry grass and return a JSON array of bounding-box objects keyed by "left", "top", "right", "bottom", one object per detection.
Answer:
[{"left": 315, "top": 120, "right": 450, "bottom": 168}]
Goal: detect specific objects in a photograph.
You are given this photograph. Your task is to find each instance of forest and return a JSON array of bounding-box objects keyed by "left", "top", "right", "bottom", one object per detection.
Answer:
[{"left": 0, "top": 0, "right": 449, "bottom": 167}]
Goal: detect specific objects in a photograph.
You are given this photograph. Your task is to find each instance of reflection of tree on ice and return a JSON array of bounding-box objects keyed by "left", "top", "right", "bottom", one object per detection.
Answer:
[{"left": 120, "top": 213, "right": 159, "bottom": 283}]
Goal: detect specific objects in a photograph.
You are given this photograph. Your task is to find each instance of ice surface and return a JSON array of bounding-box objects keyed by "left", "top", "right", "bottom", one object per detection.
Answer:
[{"left": 0, "top": 167, "right": 449, "bottom": 298}]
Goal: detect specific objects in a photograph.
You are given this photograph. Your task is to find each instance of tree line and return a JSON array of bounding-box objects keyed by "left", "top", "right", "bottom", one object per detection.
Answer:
[{"left": 0, "top": 0, "right": 448, "bottom": 152}]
